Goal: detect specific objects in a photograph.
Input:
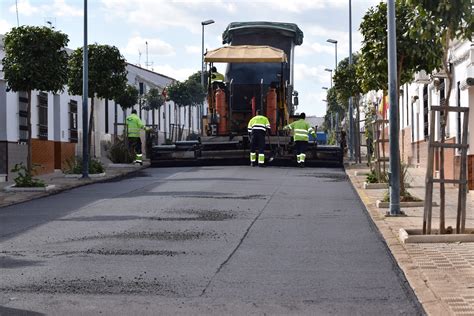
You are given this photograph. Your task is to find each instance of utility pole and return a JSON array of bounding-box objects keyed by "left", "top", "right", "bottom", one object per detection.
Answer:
[
  {"left": 348, "top": 0, "right": 354, "bottom": 162},
  {"left": 387, "top": 0, "right": 401, "bottom": 215},
  {"left": 82, "top": 0, "right": 89, "bottom": 179}
]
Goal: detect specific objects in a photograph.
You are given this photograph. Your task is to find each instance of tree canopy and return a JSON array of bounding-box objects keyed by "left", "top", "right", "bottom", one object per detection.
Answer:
[
  {"left": 168, "top": 71, "right": 206, "bottom": 107},
  {"left": 2, "top": 26, "right": 69, "bottom": 93},
  {"left": 115, "top": 84, "right": 138, "bottom": 111},
  {"left": 67, "top": 44, "right": 128, "bottom": 100},
  {"left": 357, "top": 0, "right": 443, "bottom": 93},
  {"left": 144, "top": 88, "right": 165, "bottom": 111}
]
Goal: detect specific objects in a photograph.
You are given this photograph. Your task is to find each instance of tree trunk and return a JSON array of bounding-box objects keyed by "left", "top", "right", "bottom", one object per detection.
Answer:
[
  {"left": 27, "top": 90, "right": 32, "bottom": 172},
  {"left": 88, "top": 97, "right": 94, "bottom": 157}
]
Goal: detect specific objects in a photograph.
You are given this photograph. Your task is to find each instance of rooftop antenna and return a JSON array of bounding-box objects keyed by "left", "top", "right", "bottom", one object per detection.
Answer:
[
  {"left": 15, "top": 0, "right": 19, "bottom": 26},
  {"left": 145, "top": 41, "right": 153, "bottom": 69}
]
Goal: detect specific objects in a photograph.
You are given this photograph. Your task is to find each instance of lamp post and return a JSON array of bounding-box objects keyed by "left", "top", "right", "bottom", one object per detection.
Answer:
[
  {"left": 349, "top": 0, "right": 354, "bottom": 162},
  {"left": 326, "top": 39, "right": 338, "bottom": 72},
  {"left": 324, "top": 68, "right": 333, "bottom": 88},
  {"left": 82, "top": 0, "right": 89, "bottom": 179},
  {"left": 201, "top": 19, "right": 215, "bottom": 87},
  {"left": 200, "top": 19, "right": 214, "bottom": 134}
]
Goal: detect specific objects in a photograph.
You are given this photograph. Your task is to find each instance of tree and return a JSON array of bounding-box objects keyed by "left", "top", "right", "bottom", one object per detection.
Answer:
[
  {"left": 168, "top": 71, "right": 206, "bottom": 132},
  {"left": 357, "top": 0, "right": 444, "bottom": 196},
  {"left": 334, "top": 54, "right": 362, "bottom": 105},
  {"left": 357, "top": 0, "right": 443, "bottom": 93},
  {"left": 2, "top": 26, "right": 69, "bottom": 171},
  {"left": 116, "top": 84, "right": 138, "bottom": 111},
  {"left": 68, "top": 44, "right": 128, "bottom": 155},
  {"left": 144, "top": 88, "right": 165, "bottom": 111},
  {"left": 407, "top": 0, "right": 473, "bottom": 234}
]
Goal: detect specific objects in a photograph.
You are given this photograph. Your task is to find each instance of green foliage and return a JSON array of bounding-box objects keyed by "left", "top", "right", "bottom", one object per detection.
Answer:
[
  {"left": 168, "top": 71, "right": 206, "bottom": 107},
  {"left": 2, "top": 26, "right": 69, "bottom": 93},
  {"left": 107, "top": 138, "right": 134, "bottom": 163},
  {"left": 63, "top": 156, "right": 105, "bottom": 174},
  {"left": 323, "top": 87, "right": 345, "bottom": 132},
  {"left": 144, "top": 88, "right": 165, "bottom": 111},
  {"left": 357, "top": 0, "right": 443, "bottom": 93},
  {"left": 67, "top": 44, "right": 128, "bottom": 100},
  {"left": 116, "top": 84, "right": 139, "bottom": 111},
  {"left": 366, "top": 170, "right": 379, "bottom": 184},
  {"left": 407, "top": 0, "right": 473, "bottom": 42},
  {"left": 11, "top": 163, "right": 45, "bottom": 188},
  {"left": 333, "top": 54, "right": 362, "bottom": 102}
]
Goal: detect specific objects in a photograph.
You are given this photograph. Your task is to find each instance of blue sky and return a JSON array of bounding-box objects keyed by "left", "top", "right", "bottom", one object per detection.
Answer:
[{"left": 0, "top": 0, "right": 380, "bottom": 116}]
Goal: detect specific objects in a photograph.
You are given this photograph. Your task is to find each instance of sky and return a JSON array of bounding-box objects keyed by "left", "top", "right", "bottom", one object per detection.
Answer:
[{"left": 0, "top": 0, "right": 381, "bottom": 116}]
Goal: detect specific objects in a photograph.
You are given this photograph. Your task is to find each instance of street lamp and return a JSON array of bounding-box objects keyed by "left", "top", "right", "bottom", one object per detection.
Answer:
[
  {"left": 201, "top": 19, "right": 215, "bottom": 87},
  {"left": 326, "top": 39, "right": 338, "bottom": 72},
  {"left": 324, "top": 68, "right": 333, "bottom": 88},
  {"left": 322, "top": 86, "right": 328, "bottom": 90}
]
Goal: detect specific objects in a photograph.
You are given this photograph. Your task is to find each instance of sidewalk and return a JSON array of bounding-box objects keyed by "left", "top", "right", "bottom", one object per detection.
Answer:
[
  {"left": 346, "top": 162, "right": 474, "bottom": 316},
  {"left": 0, "top": 162, "right": 150, "bottom": 209}
]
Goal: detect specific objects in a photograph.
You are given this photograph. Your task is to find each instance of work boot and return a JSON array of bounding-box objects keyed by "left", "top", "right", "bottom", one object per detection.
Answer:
[
  {"left": 258, "top": 163, "right": 266, "bottom": 168},
  {"left": 300, "top": 162, "right": 305, "bottom": 168},
  {"left": 250, "top": 161, "right": 256, "bottom": 167}
]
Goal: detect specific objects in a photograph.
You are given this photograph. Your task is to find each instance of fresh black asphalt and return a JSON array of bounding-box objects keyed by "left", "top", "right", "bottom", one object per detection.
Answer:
[{"left": 0, "top": 166, "right": 422, "bottom": 315}]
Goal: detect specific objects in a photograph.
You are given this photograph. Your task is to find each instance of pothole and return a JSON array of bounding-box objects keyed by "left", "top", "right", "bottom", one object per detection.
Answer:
[{"left": 301, "top": 173, "right": 348, "bottom": 182}]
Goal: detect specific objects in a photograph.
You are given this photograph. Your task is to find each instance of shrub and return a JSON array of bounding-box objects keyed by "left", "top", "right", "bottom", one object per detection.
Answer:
[
  {"left": 107, "top": 137, "right": 134, "bottom": 163},
  {"left": 11, "top": 163, "right": 45, "bottom": 187},
  {"left": 64, "top": 156, "right": 105, "bottom": 174}
]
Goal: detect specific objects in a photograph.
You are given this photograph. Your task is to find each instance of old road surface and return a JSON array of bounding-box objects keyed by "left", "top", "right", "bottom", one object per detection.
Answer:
[{"left": 0, "top": 166, "right": 422, "bottom": 315}]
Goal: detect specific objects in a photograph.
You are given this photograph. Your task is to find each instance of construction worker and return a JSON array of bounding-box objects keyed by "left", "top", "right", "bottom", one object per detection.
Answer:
[
  {"left": 284, "top": 112, "right": 316, "bottom": 167},
  {"left": 247, "top": 110, "right": 271, "bottom": 167},
  {"left": 210, "top": 66, "right": 225, "bottom": 91},
  {"left": 126, "top": 109, "right": 147, "bottom": 165}
]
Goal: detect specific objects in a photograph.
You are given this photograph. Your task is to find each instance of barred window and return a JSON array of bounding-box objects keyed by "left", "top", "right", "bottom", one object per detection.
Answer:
[
  {"left": 18, "top": 92, "right": 29, "bottom": 143},
  {"left": 37, "top": 92, "right": 48, "bottom": 139},
  {"left": 69, "top": 100, "right": 78, "bottom": 143}
]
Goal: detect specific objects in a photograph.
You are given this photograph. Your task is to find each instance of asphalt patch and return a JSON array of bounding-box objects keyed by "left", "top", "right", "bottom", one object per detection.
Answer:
[
  {"left": 0, "top": 306, "right": 45, "bottom": 316},
  {"left": 0, "top": 278, "right": 177, "bottom": 295},
  {"left": 66, "top": 230, "right": 216, "bottom": 242},
  {"left": 57, "top": 209, "right": 237, "bottom": 222},
  {"left": 300, "top": 173, "right": 348, "bottom": 182},
  {"left": 132, "top": 191, "right": 267, "bottom": 200},
  {"left": 56, "top": 249, "right": 184, "bottom": 256},
  {"left": 0, "top": 256, "right": 43, "bottom": 269}
]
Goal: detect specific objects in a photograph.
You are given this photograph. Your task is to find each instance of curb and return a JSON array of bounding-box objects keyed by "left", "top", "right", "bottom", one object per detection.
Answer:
[
  {"left": 344, "top": 166, "right": 450, "bottom": 315},
  {"left": 0, "top": 164, "right": 149, "bottom": 209}
]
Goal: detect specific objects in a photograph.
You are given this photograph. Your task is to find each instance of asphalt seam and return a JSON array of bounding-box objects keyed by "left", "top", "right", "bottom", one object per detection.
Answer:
[{"left": 199, "top": 171, "right": 286, "bottom": 297}]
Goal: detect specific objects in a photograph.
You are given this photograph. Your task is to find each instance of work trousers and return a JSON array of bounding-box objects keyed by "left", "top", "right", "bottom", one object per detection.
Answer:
[
  {"left": 250, "top": 130, "right": 266, "bottom": 164},
  {"left": 295, "top": 140, "right": 308, "bottom": 163}
]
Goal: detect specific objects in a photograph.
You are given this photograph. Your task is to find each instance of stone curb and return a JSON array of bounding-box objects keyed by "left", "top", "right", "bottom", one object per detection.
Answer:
[
  {"left": 3, "top": 184, "right": 56, "bottom": 192},
  {"left": 64, "top": 172, "right": 107, "bottom": 178},
  {"left": 400, "top": 228, "right": 474, "bottom": 243},
  {"left": 344, "top": 166, "right": 451, "bottom": 315},
  {"left": 376, "top": 200, "right": 438, "bottom": 208}
]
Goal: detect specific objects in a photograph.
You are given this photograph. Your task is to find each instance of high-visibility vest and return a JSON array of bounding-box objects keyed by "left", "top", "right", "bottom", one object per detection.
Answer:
[
  {"left": 247, "top": 115, "right": 270, "bottom": 133},
  {"left": 285, "top": 119, "right": 315, "bottom": 141},
  {"left": 211, "top": 72, "right": 225, "bottom": 82},
  {"left": 126, "top": 113, "right": 145, "bottom": 138}
]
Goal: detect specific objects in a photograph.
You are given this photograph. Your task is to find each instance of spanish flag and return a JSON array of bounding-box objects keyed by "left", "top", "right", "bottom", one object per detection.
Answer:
[{"left": 378, "top": 94, "right": 389, "bottom": 119}]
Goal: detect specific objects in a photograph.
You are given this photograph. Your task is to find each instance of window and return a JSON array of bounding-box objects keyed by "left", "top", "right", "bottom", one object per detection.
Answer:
[
  {"left": 69, "top": 100, "right": 78, "bottom": 143},
  {"left": 423, "top": 85, "right": 429, "bottom": 139},
  {"left": 18, "top": 92, "right": 28, "bottom": 143},
  {"left": 37, "top": 92, "right": 48, "bottom": 139}
]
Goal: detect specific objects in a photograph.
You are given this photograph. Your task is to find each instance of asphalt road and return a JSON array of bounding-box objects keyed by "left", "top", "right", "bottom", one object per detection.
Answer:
[{"left": 0, "top": 166, "right": 422, "bottom": 315}]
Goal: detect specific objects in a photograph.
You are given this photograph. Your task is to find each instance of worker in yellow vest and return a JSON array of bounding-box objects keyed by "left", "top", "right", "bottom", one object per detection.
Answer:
[
  {"left": 284, "top": 112, "right": 316, "bottom": 167},
  {"left": 126, "top": 109, "right": 147, "bottom": 165},
  {"left": 247, "top": 110, "right": 271, "bottom": 167}
]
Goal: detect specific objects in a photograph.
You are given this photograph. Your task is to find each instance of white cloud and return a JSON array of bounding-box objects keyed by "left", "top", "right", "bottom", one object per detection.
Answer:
[
  {"left": 100, "top": 0, "right": 235, "bottom": 34},
  {"left": 151, "top": 64, "right": 195, "bottom": 82},
  {"left": 185, "top": 45, "right": 201, "bottom": 54},
  {"left": 9, "top": 0, "right": 38, "bottom": 16},
  {"left": 294, "top": 63, "right": 330, "bottom": 85},
  {"left": 9, "top": 0, "right": 81, "bottom": 18},
  {"left": 297, "top": 41, "right": 335, "bottom": 57},
  {"left": 0, "top": 20, "right": 12, "bottom": 34},
  {"left": 298, "top": 91, "right": 328, "bottom": 116},
  {"left": 123, "top": 36, "right": 175, "bottom": 57}
]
